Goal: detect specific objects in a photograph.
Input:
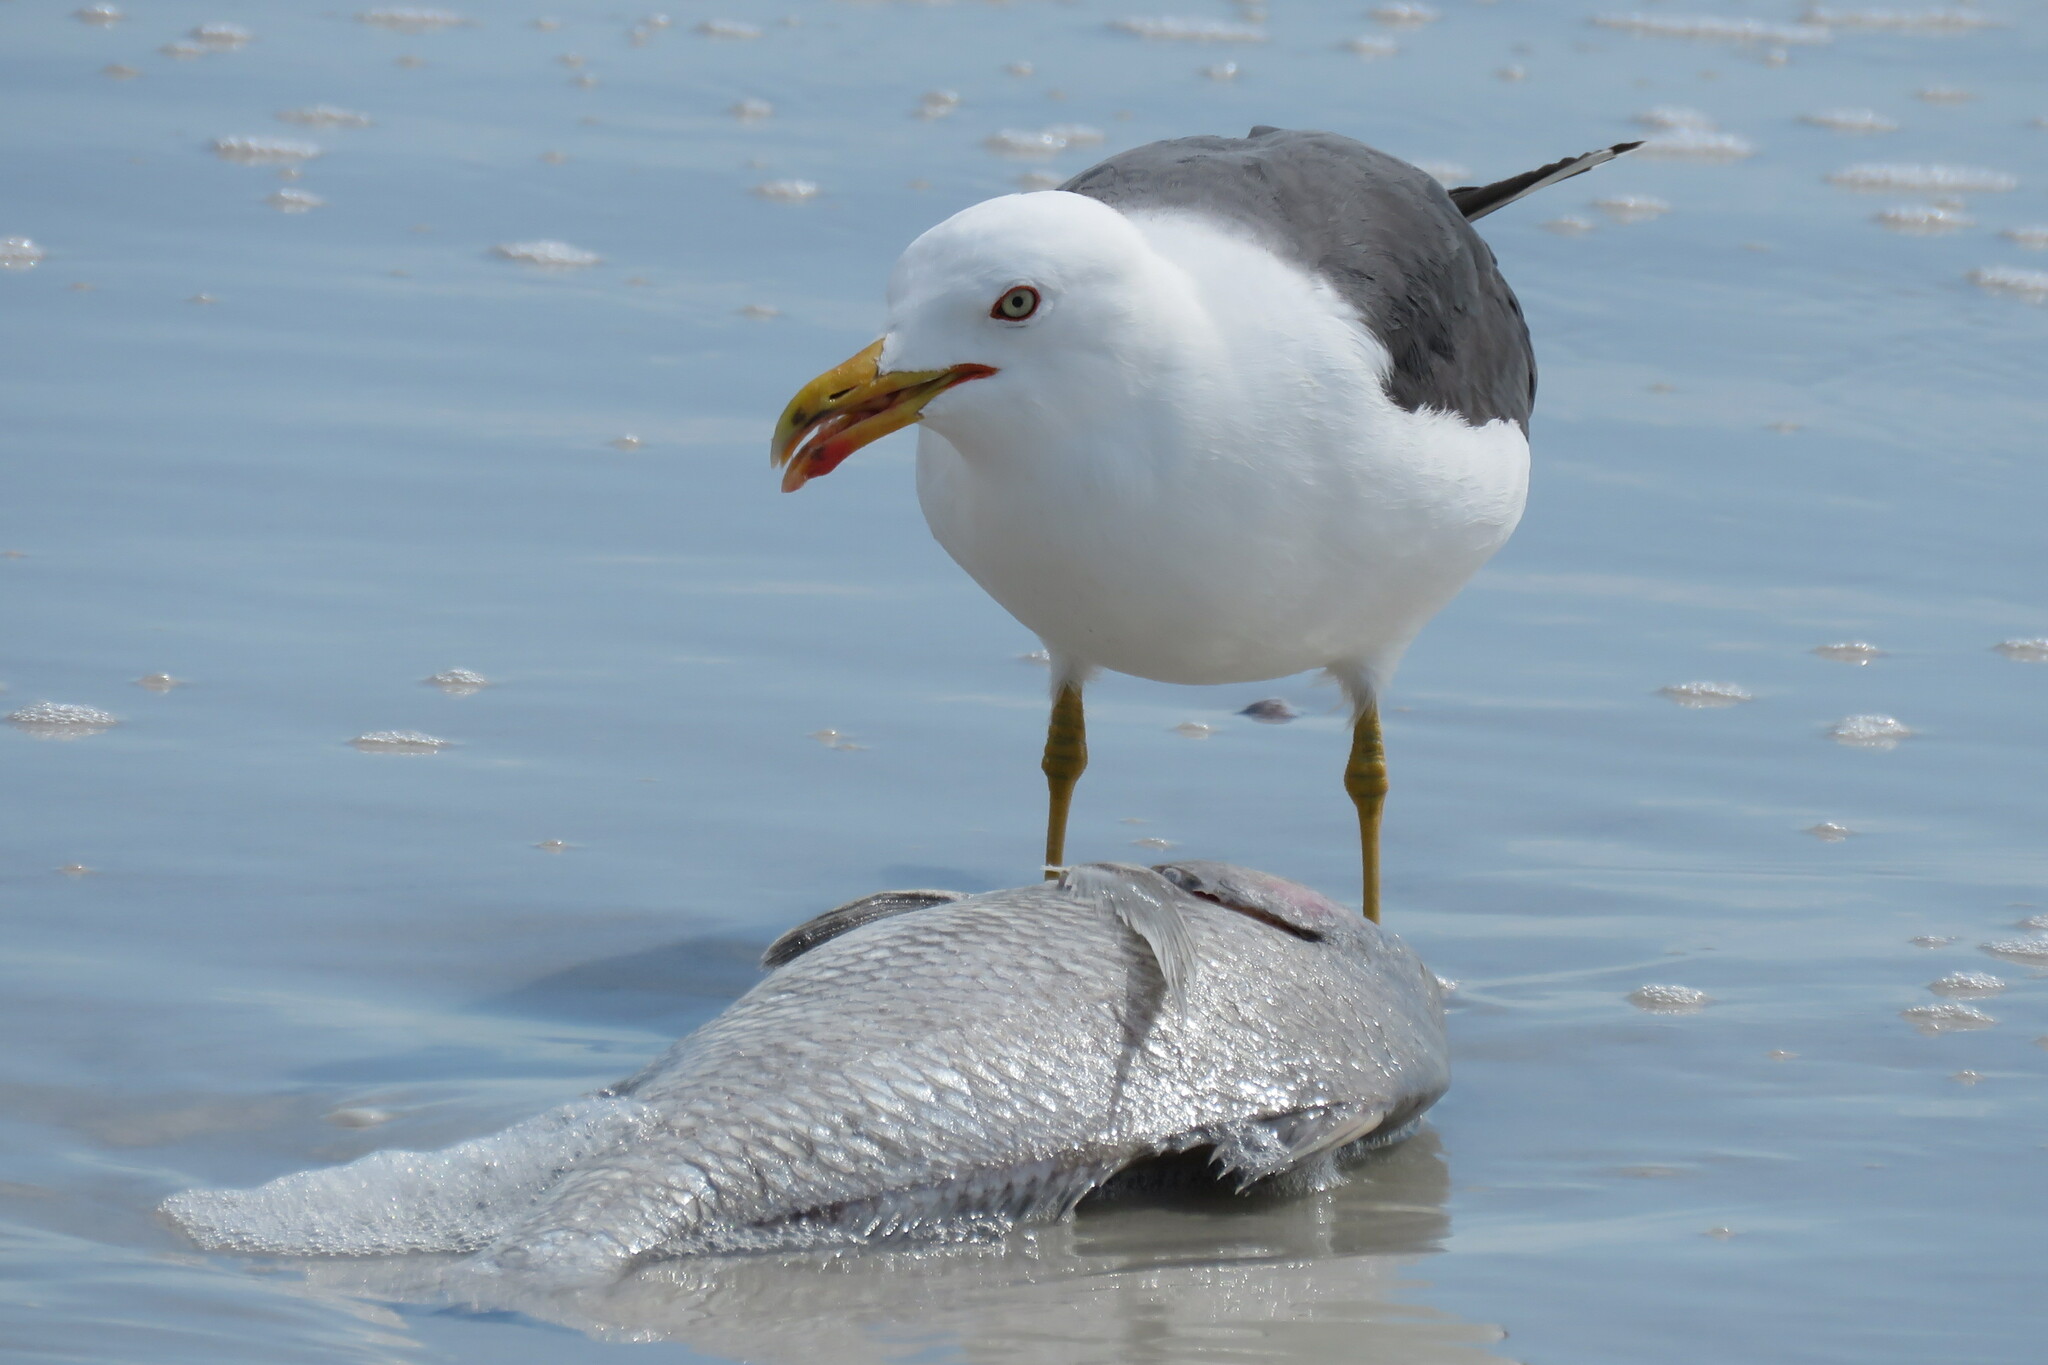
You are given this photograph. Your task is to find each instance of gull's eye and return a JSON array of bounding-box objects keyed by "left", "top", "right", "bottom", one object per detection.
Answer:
[{"left": 991, "top": 285, "right": 1040, "bottom": 321}]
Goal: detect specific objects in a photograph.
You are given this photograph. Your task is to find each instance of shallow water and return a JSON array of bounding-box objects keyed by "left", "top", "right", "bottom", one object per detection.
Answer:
[{"left": 3, "top": 0, "right": 2045, "bottom": 1360}]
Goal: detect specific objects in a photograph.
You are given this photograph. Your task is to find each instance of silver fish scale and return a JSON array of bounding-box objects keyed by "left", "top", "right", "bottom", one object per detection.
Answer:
[
  {"left": 485, "top": 866, "right": 1447, "bottom": 1274},
  {"left": 162, "top": 863, "right": 1448, "bottom": 1280}
]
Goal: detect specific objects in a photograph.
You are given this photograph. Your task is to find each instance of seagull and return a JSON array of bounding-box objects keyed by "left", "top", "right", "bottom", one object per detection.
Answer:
[{"left": 772, "top": 127, "right": 1638, "bottom": 920}]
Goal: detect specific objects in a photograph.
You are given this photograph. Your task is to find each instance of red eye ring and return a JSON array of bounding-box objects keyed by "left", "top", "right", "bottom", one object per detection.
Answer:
[{"left": 991, "top": 285, "right": 1040, "bottom": 321}]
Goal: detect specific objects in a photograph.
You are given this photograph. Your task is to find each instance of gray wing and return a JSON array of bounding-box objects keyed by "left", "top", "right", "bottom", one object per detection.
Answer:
[{"left": 1061, "top": 126, "right": 1535, "bottom": 432}]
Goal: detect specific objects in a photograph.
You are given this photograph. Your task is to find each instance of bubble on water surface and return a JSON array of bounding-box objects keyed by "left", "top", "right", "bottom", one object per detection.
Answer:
[
  {"left": 1805, "top": 822, "right": 1855, "bottom": 841},
  {"left": 102, "top": 63, "right": 140, "bottom": 78},
  {"left": 1804, "top": 7, "right": 2000, "bottom": 33},
  {"left": 1875, "top": 204, "right": 1972, "bottom": 233},
  {"left": 1768, "top": 1050, "right": 1798, "bottom": 1060},
  {"left": 1628, "top": 984, "right": 1711, "bottom": 1012},
  {"left": 161, "top": 41, "right": 207, "bottom": 59},
  {"left": 1991, "top": 637, "right": 2048, "bottom": 661},
  {"left": 1916, "top": 85, "right": 1974, "bottom": 104},
  {"left": 916, "top": 90, "right": 961, "bottom": 119},
  {"left": 1369, "top": 3, "right": 1438, "bottom": 26},
  {"left": 493, "top": 240, "right": 601, "bottom": 267},
  {"left": 424, "top": 668, "right": 489, "bottom": 696},
  {"left": 1634, "top": 106, "right": 1718, "bottom": 130},
  {"left": 607, "top": 434, "right": 643, "bottom": 451},
  {"left": 1829, "top": 163, "right": 2016, "bottom": 191},
  {"left": 1342, "top": 36, "right": 1399, "bottom": 56},
  {"left": 191, "top": 23, "right": 252, "bottom": 50},
  {"left": 1658, "top": 681, "right": 1752, "bottom": 707},
  {"left": 349, "top": 730, "right": 449, "bottom": 754},
  {"left": 2018, "top": 912, "right": 2048, "bottom": 931},
  {"left": 808, "top": 729, "right": 865, "bottom": 752},
  {"left": 534, "top": 839, "right": 574, "bottom": 852},
  {"left": 737, "top": 303, "right": 779, "bottom": 320},
  {"left": 1543, "top": 216, "right": 1597, "bottom": 236},
  {"left": 213, "top": 137, "right": 321, "bottom": 164},
  {"left": 1929, "top": 971, "right": 2004, "bottom": 997},
  {"left": 1172, "top": 721, "right": 1215, "bottom": 739},
  {"left": 1110, "top": 17, "right": 1268, "bottom": 42},
  {"left": 1496, "top": 64, "right": 1528, "bottom": 81},
  {"left": 1203, "top": 61, "right": 1241, "bottom": 80},
  {"left": 75, "top": 5, "right": 123, "bottom": 23},
  {"left": 1980, "top": 939, "right": 2048, "bottom": 966},
  {"left": 1813, "top": 641, "right": 1884, "bottom": 663},
  {"left": 1638, "top": 129, "right": 1755, "bottom": 161},
  {"left": 1592, "top": 14, "right": 1831, "bottom": 44},
  {"left": 1802, "top": 107, "right": 1899, "bottom": 133},
  {"left": 1911, "top": 935, "right": 1957, "bottom": 948},
  {"left": 326, "top": 1107, "right": 394, "bottom": 1127},
  {"left": 1998, "top": 226, "right": 2048, "bottom": 250},
  {"left": 1239, "top": 698, "right": 1297, "bottom": 723},
  {"left": 1829, "top": 714, "right": 1910, "bottom": 747},
  {"left": 696, "top": 19, "right": 761, "bottom": 39},
  {"left": 1969, "top": 267, "right": 2048, "bottom": 301},
  {"left": 1018, "top": 649, "right": 1051, "bottom": 666},
  {"left": 266, "top": 189, "right": 325, "bottom": 213},
  {"left": 752, "top": 180, "right": 819, "bottom": 203},
  {"left": 278, "top": 105, "right": 372, "bottom": 129},
  {"left": 1901, "top": 1002, "right": 1993, "bottom": 1033},
  {"left": 1595, "top": 194, "right": 1671, "bottom": 223},
  {"left": 1703, "top": 1226, "right": 1737, "bottom": 1239},
  {"left": 1132, "top": 837, "right": 1176, "bottom": 850},
  {"left": 8, "top": 702, "right": 118, "bottom": 738},
  {"left": 57, "top": 864, "right": 95, "bottom": 877},
  {"left": 134, "top": 673, "right": 184, "bottom": 691},
  {"left": 358, "top": 8, "right": 467, "bottom": 31},
  {"left": 730, "top": 98, "right": 773, "bottom": 121},
  {"left": 0, "top": 238, "right": 46, "bottom": 271}
]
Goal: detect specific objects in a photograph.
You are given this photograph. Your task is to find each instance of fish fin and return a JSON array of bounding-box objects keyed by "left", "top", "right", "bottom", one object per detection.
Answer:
[
  {"left": 160, "top": 1098, "right": 650, "bottom": 1256},
  {"left": 762, "top": 889, "right": 966, "bottom": 969},
  {"left": 1059, "top": 864, "right": 1198, "bottom": 1002},
  {"left": 1203, "top": 1102, "right": 1391, "bottom": 1191}
]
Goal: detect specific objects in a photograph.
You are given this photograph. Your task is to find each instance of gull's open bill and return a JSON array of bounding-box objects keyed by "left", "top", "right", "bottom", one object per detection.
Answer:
[{"left": 772, "top": 338, "right": 995, "bottom": 493}]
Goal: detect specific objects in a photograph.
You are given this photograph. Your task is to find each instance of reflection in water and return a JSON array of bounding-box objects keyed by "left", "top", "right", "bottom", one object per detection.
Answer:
[{"left": 296, "top": 1132, "right": 1506, "bottom": 1364}]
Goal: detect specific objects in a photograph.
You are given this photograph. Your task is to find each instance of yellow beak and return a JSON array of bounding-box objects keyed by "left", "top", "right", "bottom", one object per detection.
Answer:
[{"left": 771, "top": 340, "right": 997, "bottom": 493}]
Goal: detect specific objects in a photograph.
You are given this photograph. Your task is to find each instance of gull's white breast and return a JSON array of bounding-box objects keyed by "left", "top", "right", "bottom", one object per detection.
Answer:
[{"left": 915, "top": 208, "right": 1529, "bottom": 688}]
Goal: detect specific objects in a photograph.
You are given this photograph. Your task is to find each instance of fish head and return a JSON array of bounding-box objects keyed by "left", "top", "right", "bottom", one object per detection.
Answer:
[{"left": 1151, "top": 861, "right": 1351, "bottom": 941}]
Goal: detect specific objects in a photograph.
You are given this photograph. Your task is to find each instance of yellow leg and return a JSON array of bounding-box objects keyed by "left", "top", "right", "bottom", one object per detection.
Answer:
[
  {"left": 1344, "top": 704, "right": 1388, "bottom": 922},
  {"left": 1042, "top": 682, "right": 1088, "bottom": 877}
]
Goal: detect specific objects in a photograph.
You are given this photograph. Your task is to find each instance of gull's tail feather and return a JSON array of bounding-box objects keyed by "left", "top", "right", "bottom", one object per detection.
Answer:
[{"left": 1447, "top": 142, "right": 1642, "bottom": 221}]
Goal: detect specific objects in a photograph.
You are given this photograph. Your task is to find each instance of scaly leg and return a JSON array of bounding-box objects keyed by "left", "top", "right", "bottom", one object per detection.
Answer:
[
  {"left": 1042, "top": 681, "right": 1088, "bottom": 877},
  {"left": 1343, "top": 704, "right": 1388, "bottom": 922}
]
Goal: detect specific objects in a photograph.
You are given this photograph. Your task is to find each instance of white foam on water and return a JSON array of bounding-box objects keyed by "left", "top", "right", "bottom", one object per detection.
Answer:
[
  {"left": 1343, "top": 36, "right": 1398, "bottom": 56},
  {"left": 0, "top": 238, "right": 46, "bottom": 271},
  {"left": 1812, "top": 641, "right": 1884, "bottom": 663},
  {"left": 1829, "top": 163, "right": 2016, "bottom": 191},
  {"left": 192, "top": 23, "right": 252, "bottom": 50},
  {"left": 266, "top": 189, "right": 325, "bottom": 213},
  {"left": 1802, "top": 107, "right": 1900, "bottom": 133},
  {"left": 1929, "top": 971, "right": 2004, "bottom": 997},
  {"left": 1980, "top": 939, "right": 2048, "bottom": 965},
  {"left": 75, "top": 4, "right": 122, "bottom": 24},
  {"left": 1875, "top": 204, "right": 1972, "bottom": 233},
  {"left": 1969, "top": 267, "right": 2048, "bottom": 301},
  {"left": 1911, "top": 935, "right": 1958, "bottom": 948},
  {"left": 357, "top": 8, "right": 467, "bottom": 31},
  {"left": 2001, "top": 227, "right": 2048, "bottom": 249},
  {"left": 1829, "top": 714, "right": 1911, "bottom": 747},
  {"left": 1171, "top": 721, "right": 1215, "bottom": 739},
  {"left": 7, "top": 701, "right": 118, "bottom": 737},
  {"left": 278, "top": 105, "right": 372, "bottom": 128},
  {"left": 1369, "top": 3, "right": 1438, "bottom": 27},
  {"left": 1658, "top": 681, "right": 1752, "bottom": 708},
  {"left": 1110, "top": 17, "right": 1268, "bottom": 42},
  {"left": 1638, "top": 129, "right": 1755, "bottom": 161},
  {"left": 916, "top": 90, "right": 961, "bottom": 119},
  {"left": 2018, "top": 913, "right": 2048, "bottom": 931},
  {"left": 1992, "top": 637, "right": 2048, "bottom": 661},
  {"left": 1634, "top": 105, "right": 1718, "bottom": 130},
  {"left": 1804, "top": 822, "right": 1854, "bottom": 841},
  {"left": 213, "top": 136, "right": 321, "bottom": 164},
  {"left": 1901, "top": 1002, "right": 1994, "bottom": 1033},
  {"left": 1045, "top": 124, "right": 1104, "bottom": 148},
  {"left": 134, "top": 673, "right": 184, "bottom": 691},
  {"left": 424, "top": 668, "right": 489, "bottom": 695},
  {"left": 730, "top": 97, "right": 773, "bottom": 120},
  {"left": 1802, "top": 7, "right": 1999, "bottom": 32},
  {"left": 752, "top": 180, "right": 818, "bottom": 202},
  {"left": 1628, "top": 985, "right": 1712, "bottom": 1012},
  {"left": 1593, "top": 14, "right": 1832, "bottom": 44},
  {"left": 986, "top": 130, "right": 1067, "bottom": 159},
  {"left": 1595, "top": 194, "right": 1672, "bottom": 223},
  {"left": 1544, "top": 216, "right": 1598, "bottom": 236},
  {"left": 493, "top": 240, "right": 601, "bottom": 267},
  {"left": 160, "top": 40, "right": 207, "bottom": 59},
  {"left": 163, "top": 1098, "right": 649, "bottom": 1256},
  {"left": 349, "top": 730, "right": 450, "bottom": 754}
]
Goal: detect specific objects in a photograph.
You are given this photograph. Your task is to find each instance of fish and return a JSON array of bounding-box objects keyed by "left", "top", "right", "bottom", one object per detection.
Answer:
[{"left": 161, "top": 861, "right": 1449, "bottom": 1282}]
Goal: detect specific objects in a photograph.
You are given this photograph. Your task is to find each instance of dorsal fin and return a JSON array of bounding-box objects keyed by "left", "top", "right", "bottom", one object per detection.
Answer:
[
  {"left": 761, "top": 889, "right": 965, "bottom": 969},
  {"left": 1059, "top": 864, "right": 1198, "bottom": 1003},
  {"left": 1447, "top": 141, "right": 1642, "bottom": 221}
]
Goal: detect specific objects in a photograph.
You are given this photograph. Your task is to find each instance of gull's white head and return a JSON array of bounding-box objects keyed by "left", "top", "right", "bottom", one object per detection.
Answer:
[{"left": 771, "top": 192, "right": 1184, "bottom": 490}]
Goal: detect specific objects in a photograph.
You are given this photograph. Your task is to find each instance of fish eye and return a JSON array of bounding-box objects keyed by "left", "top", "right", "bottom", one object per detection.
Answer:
[{"left": 990, "top": 285, "right": 1040, "bottom": 321}]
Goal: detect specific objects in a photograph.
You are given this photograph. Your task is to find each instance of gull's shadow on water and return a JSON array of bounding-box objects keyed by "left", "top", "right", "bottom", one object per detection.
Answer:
[{"left": 299, "top": 1131, "right": 1506, "bottom": 1365}]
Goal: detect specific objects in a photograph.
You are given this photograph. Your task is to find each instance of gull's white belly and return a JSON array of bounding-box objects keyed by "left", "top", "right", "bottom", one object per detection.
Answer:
[{"left": 916, "top": 411, "right": 1529, "bottom": 687}]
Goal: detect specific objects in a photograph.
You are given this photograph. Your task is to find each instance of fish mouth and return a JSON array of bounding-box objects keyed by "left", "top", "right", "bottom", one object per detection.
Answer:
[{"left": 771, "top": 339, "right": 997, "bottom": 492}]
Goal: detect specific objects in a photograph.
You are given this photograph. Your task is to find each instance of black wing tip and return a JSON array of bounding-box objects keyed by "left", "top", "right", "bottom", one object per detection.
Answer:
[{"left": 1448, "top": 140, "right": 1643, "bottom": 222}]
